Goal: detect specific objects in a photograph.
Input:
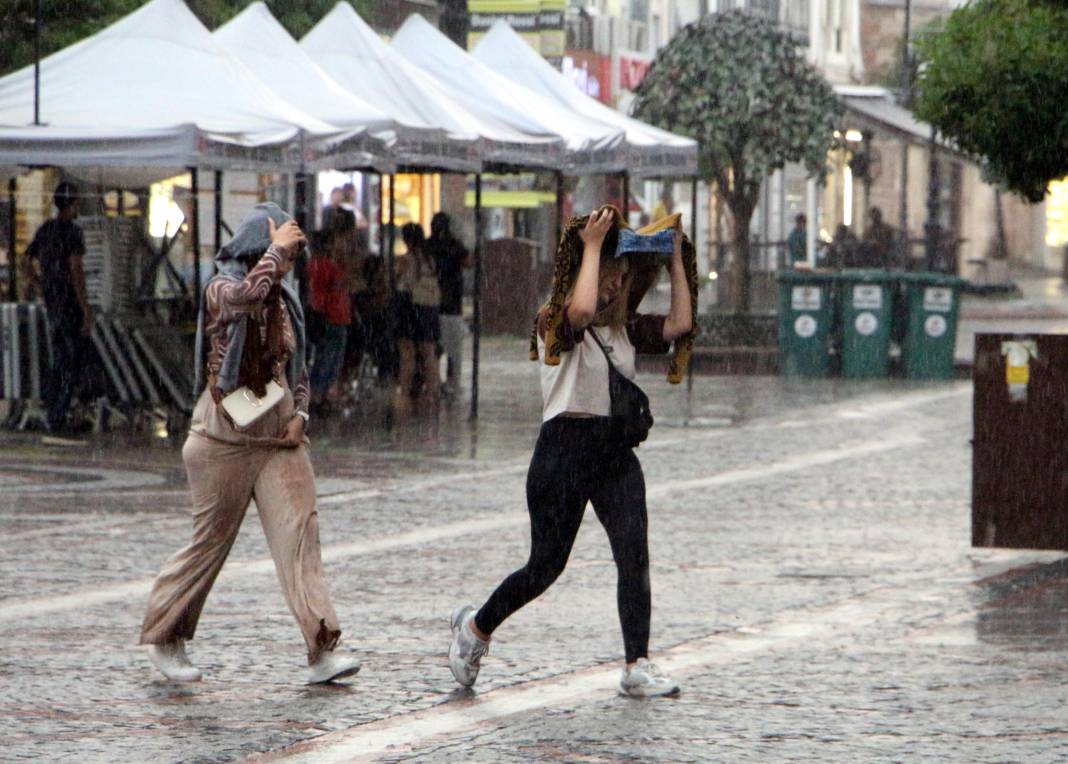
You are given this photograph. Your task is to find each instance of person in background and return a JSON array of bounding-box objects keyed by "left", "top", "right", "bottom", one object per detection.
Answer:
[
  {"left": 27, "top": 182, "right": 92, "bottom": 436},
  {"left": 308, "top": 210, "right": 354, "bottom": 413},
  {"left": 321, "top": 187, "right": 344, "bottom": 232},
  {"left": 340, "top": 182, "right": 369, "bottom": 231},
  {"left": 339, "top": 227, "right": 370, "bottom": 398},
  {"left": 393, "top": 222, "right": 440, "bottom": 415},
  {"left": 787, "top": 213, "right": 808, "bottom": 265},
  {"left": 827, "top": 224, "right": 859, "bottom": 270},
  {"left": 357, "top": 253, "right": 394, "bottom": 383},
  {"left": 863, "top": 207, "right": 896, "bottom": 269},
  {"left": 427, "top": 212, "right": 470, "bottom": 397}
]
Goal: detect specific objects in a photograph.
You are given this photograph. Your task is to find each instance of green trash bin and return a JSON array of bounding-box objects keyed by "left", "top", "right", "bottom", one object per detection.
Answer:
[
  {"left": 837, "top": 270, "right": 896, "bottom": 378},
  {"left": 899, "top": 272, "right": 966, "bottom": 379},
  {"left": 776, "top": 270, "right": 836, "bottom": 377}
]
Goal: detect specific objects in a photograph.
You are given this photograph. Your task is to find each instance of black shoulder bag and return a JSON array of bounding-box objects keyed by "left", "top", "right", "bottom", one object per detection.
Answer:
[{"left": 589, "top": 328, "right": 653, "bottom": 449}]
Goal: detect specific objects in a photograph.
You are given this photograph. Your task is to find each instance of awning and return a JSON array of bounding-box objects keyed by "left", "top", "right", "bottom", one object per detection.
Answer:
[
  {"left": 0, "top": 0, "right": 342, "bottom": 182},
  {"left": 836, "top": 86, "right": 950, "bottom": 147}
]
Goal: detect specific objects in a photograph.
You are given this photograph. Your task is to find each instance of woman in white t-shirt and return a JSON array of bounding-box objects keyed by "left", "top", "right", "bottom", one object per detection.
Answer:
[{"left": 447, "top": 208, "right": 693, "bottom": 698}]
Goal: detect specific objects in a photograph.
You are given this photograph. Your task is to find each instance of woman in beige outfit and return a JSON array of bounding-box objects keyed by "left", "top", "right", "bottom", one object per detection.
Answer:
[{"left": 140, "top": 203, "right": 359, "bottom": 685}]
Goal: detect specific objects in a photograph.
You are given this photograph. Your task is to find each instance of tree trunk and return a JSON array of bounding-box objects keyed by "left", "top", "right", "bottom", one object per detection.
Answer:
[{"left": 727, "top": 199, "right": 753, "bottom": 314}]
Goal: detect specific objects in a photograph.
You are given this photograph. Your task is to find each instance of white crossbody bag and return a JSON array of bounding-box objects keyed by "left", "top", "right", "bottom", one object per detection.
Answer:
[{"left": 220, "top": 381, "right": 285, "bottom": 429}]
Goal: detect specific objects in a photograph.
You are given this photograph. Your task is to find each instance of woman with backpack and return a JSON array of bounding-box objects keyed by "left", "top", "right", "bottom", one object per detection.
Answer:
[{"left": 447, "top": 206, "right": 697, "bottom": 698}]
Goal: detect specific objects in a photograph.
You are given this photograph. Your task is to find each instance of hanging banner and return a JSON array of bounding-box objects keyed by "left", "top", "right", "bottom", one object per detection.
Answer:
[
  {"left": 468, "top": 1, "right": 540, "bottom": 54},
  {"left": 468, "top": 0, "right": 565, "bottom": 66},
  {"left": 539, "top": 0, "right": 566, "bottom": 65}
]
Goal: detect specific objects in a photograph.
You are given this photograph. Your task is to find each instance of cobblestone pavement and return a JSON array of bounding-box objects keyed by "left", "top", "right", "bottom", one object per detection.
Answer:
[{"left": 1, "top": 338, "right": 1065, "bottom": 763}]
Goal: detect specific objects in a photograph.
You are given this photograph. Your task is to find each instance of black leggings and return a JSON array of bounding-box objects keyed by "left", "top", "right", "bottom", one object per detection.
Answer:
[{"left": 474, "top": 417, "right": 652, "bottom": 664}]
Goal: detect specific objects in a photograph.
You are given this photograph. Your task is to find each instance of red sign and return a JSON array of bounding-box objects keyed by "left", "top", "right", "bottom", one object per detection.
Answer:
[
  {"left": 620, "top": 55, "right": 651, "bottom": 92},
  {"left": 563, "top": 49, "right": 613, "bottom": 105}
]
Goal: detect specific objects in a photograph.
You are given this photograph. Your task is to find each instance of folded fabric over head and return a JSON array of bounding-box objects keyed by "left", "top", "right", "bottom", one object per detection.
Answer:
[
  {"left": 615, "top": 228, "right": 675, "bottom": 258},
  {"left": 530, "top": 205, "right": 698, "bottom": 385}
]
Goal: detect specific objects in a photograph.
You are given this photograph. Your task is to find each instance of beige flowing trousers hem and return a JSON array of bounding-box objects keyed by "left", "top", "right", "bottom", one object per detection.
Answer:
[{"left": 139, "top": 386, "right": 341, "bottom": 665}]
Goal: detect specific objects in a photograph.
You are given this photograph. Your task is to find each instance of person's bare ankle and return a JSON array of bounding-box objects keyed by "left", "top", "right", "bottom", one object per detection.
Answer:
[{"left": 469, "top": 620, "right": 490, "bottom": 642}]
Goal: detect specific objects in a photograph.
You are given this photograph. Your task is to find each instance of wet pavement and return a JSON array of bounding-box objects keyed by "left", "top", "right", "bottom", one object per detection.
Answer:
[
  {"left": 956, "top": 272, "right": 1068, "bottom": 364},
  {"left": 1, "top": 337, "right": 1066, "bottom": 763}
]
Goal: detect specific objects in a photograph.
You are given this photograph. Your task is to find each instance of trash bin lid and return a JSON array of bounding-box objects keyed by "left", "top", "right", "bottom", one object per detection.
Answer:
[
  {"left": 836, "top": 269, "right": 897, "bottom": 284},
  {"left": 775, "top": 269, "right": 838, "bottom": 284},
  {"left": 896, "top": 271, "right": 966, "bottom": 288}
]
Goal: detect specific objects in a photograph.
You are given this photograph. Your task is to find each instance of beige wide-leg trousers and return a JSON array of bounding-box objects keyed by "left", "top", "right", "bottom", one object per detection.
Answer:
[{"left": 139, "top": 385, "right": 341, "bottom": 664}]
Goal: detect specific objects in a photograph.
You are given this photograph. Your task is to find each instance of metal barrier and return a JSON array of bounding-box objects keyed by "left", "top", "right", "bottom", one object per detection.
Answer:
[
  {"left": 1, "top": 303, "right": 49, "bottom": 429},
  {"left": 1, "top": 302, "right": 194, "bottom": 433}
]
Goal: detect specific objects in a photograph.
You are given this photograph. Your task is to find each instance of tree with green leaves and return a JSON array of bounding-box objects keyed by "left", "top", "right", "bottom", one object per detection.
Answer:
[
  {"left": 633, "top": 11, "right": 841, "bottom": 312},
  {"left": 914, "top": 0, "right": 1068, "bottom": 203},
  {"left": 0, "top": 1, "right": 375, "bottom": 77}
]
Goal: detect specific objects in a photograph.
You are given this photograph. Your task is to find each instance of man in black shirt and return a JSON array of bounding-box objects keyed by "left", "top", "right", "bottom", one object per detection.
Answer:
[
  {"left": 28, "top": 182, "right": 92, "bottom": 433},
  {"left": 427, "top": 212, "right": 470, "bottom": 395}
]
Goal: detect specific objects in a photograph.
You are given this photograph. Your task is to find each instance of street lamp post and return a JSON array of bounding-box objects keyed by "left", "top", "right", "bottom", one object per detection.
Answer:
[
  {"left": 33, "top": 0, "right": 42, "bottom": 125},
  {"left": 924, "top": 125, "right": 942, "bottom": 272},
  {"left": 899, "top": 0, "right": 912, "bottom": 267}
]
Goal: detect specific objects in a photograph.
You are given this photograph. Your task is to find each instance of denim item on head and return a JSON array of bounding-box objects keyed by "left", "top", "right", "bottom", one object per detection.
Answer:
[{"left": 614, "top": 228, "right": 675, "bottom": 259}]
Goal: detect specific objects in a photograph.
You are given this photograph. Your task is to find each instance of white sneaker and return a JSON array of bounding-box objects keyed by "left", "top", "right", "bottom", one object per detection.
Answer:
[
  {"left": 148, "top": 640, "right": 202, "bottom": 682},
  {"left": 619, "top": 658, "right": 680, "bottom": 698},
  {"left": 307, "top": 651, "right": 362, "bottom": 685},
  {"left": 448, "top": 605, "right": 489, "bottom": 688}
]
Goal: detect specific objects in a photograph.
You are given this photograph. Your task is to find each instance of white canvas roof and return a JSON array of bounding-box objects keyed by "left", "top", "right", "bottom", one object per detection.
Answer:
[
  {"left": 214, "top": 2, "right": 467, "bottom": 173},
  {"left": 392, "top": 15, "right": 627, "bottom": 175},
  {"left": 0, "top": 0, "right": 340, "bottom": 181},
  {"left": 472, "top": 21, "right": 698, "bottom": 178},
  {"left": 301, "top": 2, "right": 561, "bottom": 171}
]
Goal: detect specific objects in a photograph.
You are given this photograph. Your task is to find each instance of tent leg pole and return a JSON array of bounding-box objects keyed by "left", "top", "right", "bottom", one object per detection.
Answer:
[
  {"left": 387, "top": 173, "right": 396, "bottom": 290},
  {"left": 621, "top": 172, "right": 629, "bottom": 218},
  {"left": 7, "top": 177, "right": 17, "bottom": 301},
  {"left": 470, "top": 173, "right": 482, "bottom": 422},
  {"left": 190, "top": 167, "right": 201, "bottom": 315},
  {"left": 213, "top": 171, "right": 223, "bottom": 265},
  {"left": 295, "top": 173, "right": 308, "bottom": 232},
  {"left": 376, "top": 172, "right": 384, "bottom": 256},
  {"left": 690, "top": 177, "right": 698, "bottom": 245},
  {"left": 554, "top": 171, "right": 564, "bottom": 247}
]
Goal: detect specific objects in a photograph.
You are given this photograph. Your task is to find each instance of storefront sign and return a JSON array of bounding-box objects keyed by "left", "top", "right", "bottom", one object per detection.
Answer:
[
  {"left": 620, "top": 53, "right": 651, "bottom": 91},
  {"left": 563, "top": 50, "right": 612, "bottom": 104},
  {"left": 469, "top": 1, "right": 564, "bottom": 64}
]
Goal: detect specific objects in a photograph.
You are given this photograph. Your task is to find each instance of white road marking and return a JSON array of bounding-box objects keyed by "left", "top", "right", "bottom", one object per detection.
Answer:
[
  {"left": 256, "top": 547, "right": 1044, "bottom": 764},
  {"left": 0, "top": 430, "right": 926, "bottom": 624}
]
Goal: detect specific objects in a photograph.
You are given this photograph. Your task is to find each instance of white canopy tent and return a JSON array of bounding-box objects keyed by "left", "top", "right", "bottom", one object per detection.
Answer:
[
  {"left": 472, "top": 21, "right": 698, "bottom": 179},
  {"left": 0, "top": 0, "right": 360, "bottom": 310},
  {"left": 214, "top": 2, "right": 471, "bottom": 174},
  {"left": 391, "top": 15, "right": 627, "bottom": 176},
  {"left": 0, "top": 0, "right": 344, "bottom": 185},
  {"left": 301, "top": 2, "right": 561, "bottom": 171}
]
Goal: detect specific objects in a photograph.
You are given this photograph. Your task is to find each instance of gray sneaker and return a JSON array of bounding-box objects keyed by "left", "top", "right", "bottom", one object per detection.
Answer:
[
  {"left": 448, "top": 605, "right": 489, "bottom": 687},
  {"left": 618, "top": 658, "right": 680, "bottom": 698}
]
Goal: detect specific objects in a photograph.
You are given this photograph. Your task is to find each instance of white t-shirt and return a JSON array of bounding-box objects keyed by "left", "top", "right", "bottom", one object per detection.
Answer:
[{"left": 535, "top": 312, "right": 667, "bottom": 422}]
